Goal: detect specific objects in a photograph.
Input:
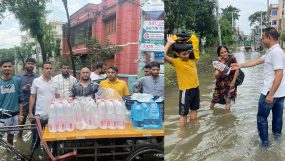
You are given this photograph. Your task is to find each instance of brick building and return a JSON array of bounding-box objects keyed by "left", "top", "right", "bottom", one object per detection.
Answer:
[{"left": 62, "top": 0, "right": 141, "bottom": 74}]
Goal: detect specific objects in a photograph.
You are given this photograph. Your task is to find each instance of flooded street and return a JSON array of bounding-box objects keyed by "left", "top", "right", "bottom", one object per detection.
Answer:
[
  {"left": 0, "top": 123, "right": 48, "bottom": 161},
  {"left": 165, "top": 49, "right": 285, "bottom": 161}
]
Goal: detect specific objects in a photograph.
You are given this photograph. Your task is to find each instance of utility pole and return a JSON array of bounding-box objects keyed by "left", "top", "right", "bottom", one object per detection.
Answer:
[
  {"left": 267, "top": 0, "right": 270, "bottom": 26},
  {"left": 62, "top": 0, "right": 77, "bottom": 78},
  {"left": 216, "top": 0, "right": 222, "bottom": 46},
  {"left": 232, "top": 12, "right": 234, "bottom": 29},
  {"left": 260, "top": 12, "right": 263, "bottom": 37}
]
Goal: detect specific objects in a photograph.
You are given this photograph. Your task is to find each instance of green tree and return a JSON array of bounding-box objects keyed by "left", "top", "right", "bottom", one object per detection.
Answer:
[
  {"left": 0, "top": 48, "right": 16, "bottom": 60},
  {"left": 1, "top": 0, "right": 49, "bottom": 62},
  {"left": 85, "top": 38, "right": 122, "bottom": 67},
  {"left": 187, "top": 0, "right": 217, "bottom": 46},
  {"left": 220, "top": 18, "right": 235, "bottom": 45},
  {"left": 219, "top": 5, "right": 240, "bottom": 45},
  {"left": 248, "top": 11, "right": 268, "bottom": 27},
  {"left": 221, "top": 5, "right": 240, "bottom": 23},
  {"left": 15, "top": 42, "right": 36, "bottom": 70},
  {"left": 165, "top": 0, "right": 217, "bottom": 46},
  {"left": 165, "top": 0, "right": 189, "bottom": 33},
  {"left": 59, "top": 38, "right": 122, "bottom": 71}
]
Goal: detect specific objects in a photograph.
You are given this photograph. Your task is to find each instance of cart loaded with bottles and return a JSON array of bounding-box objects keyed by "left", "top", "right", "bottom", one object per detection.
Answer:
[{"left": 41, "top": 89, "right": 164, "bottom": 161}]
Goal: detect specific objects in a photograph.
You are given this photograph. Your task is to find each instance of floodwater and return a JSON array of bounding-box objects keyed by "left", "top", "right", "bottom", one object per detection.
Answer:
[
  {"left": 165, "top": 48, "right": 285, "bottom": 161},
  {"left": 0, "top": 122, "right": 49, "bottom": 161}
]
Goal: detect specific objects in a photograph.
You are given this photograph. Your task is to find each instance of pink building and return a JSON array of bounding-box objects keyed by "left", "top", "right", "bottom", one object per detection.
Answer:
[{"left": 62, "top": 0, "right": 141, "bottom": 74}]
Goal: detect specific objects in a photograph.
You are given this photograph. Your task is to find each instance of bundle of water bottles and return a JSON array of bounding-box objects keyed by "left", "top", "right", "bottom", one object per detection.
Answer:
[
  {"left": 131, "top": 100, "right": 162, "bottom": 130},
  {"left": 48, "top": 97, "right": 127, "bottom": 133}
]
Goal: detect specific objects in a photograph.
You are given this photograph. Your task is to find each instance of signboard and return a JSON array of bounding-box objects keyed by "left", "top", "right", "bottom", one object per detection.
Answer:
[
  {"left": 143, "top": 20, "right": 164, "bottom": 32},
  {"left": 142, "top": 0, "right": 164, "bottom": 12},
  {"left": 141, "top": 20, "right": 164, "bottom": 52},
  {"left": 140, "top": 0, "right": 164, "bottom": 52},
  {"left": 140, "top": 43, "right": 163, "bottom": 52},
  {"left": 155, "top": 52, "right": 164, "bottom": 59}
]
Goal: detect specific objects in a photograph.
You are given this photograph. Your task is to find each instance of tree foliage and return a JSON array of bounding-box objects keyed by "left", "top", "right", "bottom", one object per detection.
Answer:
[
  {"left": 220, "top": 18, "right": 235, "bottom": 46},
  {"left": 221, "top": 5, "right": 240, "bottom": 23},
  {"left": 0, "top": 42, "right": 36, "bottom": 70},
  {"left": 59, "top": 38, "right": 122, "bottom": 71},
  {"left": 248, "top": 11, "right": 269, "bottom": 27},
  {"left": 0, "top": 0, "right": 50, "bottom": 62},
  {"left": 281, "top": 32, "right": 285, "bottom": 41},
  {"left": 220, "top": 5, "right": 240, "bottom": 45},
  {"left": 86, "top": 38, "right": 122, "bottom": 63},
  {"left": 15, "top": 42, "right": 37, "bottom": 69},
  {"left": 165, "top": 0, "right": 217, "bottom": 46}
]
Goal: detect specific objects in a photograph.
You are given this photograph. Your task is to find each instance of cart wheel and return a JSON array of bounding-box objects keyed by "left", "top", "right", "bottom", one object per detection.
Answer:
[{"left": 125, "top": 144, "right": 163, "bottom": 161}]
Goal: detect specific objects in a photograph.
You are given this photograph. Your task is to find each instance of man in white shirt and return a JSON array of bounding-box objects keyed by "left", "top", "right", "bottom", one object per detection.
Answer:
[
  {"left": 90, "top": 62, "right": 107, "bottom": 83},
  {"left": 54, "top": 64, "right": 77, "bottom": 98},
  {"left": 29, "top": 62, "right": 59, "bottom": 149},
  {"left": 232, "top": 27, "right": 285, "bottom": 146}
]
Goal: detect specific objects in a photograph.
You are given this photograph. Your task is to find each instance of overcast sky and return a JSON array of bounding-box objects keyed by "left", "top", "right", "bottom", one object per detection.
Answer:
[
  {"left": 0, "top": 0, "right": 280, "bottom": 48},
  {"left": 219, "top": 0, "right": 278, "bottom": 35},
  {"left": 0, "top": 0, "right": 101, "bottom": 48}
]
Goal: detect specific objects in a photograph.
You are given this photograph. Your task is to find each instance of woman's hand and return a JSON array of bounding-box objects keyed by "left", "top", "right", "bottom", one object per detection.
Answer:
[
  {"left": 214, "top": 69, "right": 220, "bottom": 79},
  {"left": 230, "top": 63, "right": 240, "bottom": 70},
  {"left": 230, "top": 81, "right": 235, "bottom": 88}
]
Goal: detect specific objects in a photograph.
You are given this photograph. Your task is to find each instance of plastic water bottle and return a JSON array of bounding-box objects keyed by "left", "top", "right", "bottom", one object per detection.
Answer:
[
  {"left": 114, "top": 100, "right": 126, "bottom": 129},
  {"left": 148, "top": 101, "right": 162, "bottom": 129},
  {"left": 97, "top": 99, "right": 108, "bottom": 129},
  {"left": 213, "top": 61, "right": 231, "bottom": 75},
  {"left": 105, "top": 100, "right": 116, "bottom": 129},
  {"left": 65, "top": 99, "right": 75, "bottom": 132},
  {"left": 155, "top": 96, "right": 164, "bottom": 121},
  {"left": 92, "top": 101, "right": 99, "bottom": 129},
  {"left": 131, "top": 102, "right": 144, "bottom": 129},
  {"left": 57, "top": 100, "right": 66, "bottom": 132},
  {"left": 74, "top": 98, "right": 84, "bottom": 130},
  {"left": 81, "top": 98, "right": 89, "bottom": 129},
  {"left": 142, "top": 103, "right": 150, "bottom": 129},
  {"left": 86, "top": 99, "right": 98, "bottom": 129},
  {"left": 48, "top": 101, "right": 57, "bottom": 132}
]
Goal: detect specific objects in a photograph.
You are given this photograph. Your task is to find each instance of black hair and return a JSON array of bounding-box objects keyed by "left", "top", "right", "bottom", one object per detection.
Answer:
[
  {"left": 0, "top": 58, "right": 13, "bottom": 66},
  {"left": 42, "top": 62, "right": 52, "bottom": 68},
  {"left": 96, "top": 61, "right": 106, "bottom": 69},
  {"left": 25, "top": 57, "right": 36, "bottom": 64},
  {"left": 108, "top": 66, "right": 118, "bottom": 73},
  {"left": 217, "top": 45, "right": 229, "bottom": 56},
  {"left": 263, "top": 27, "right": 279, "bottom": 40},
  {"left": 149, "top": 61, "right": 160, "bottom": 69},
  {"left": 61, "top": 63, "right": 70, "bottom": 67},
  {"left": 144, "top": 64, "right": 151, "bottom": 69}
]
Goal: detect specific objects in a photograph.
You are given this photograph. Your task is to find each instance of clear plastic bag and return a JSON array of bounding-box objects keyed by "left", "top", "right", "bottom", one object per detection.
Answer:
[
  {"left": 96, "top": 87, "right": 123, "bottom": 100},
  {"left": 131, "top": 93, "right": 154, "bottom": 102}
]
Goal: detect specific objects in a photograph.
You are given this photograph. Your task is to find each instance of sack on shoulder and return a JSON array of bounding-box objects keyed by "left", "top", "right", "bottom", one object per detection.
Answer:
[{"left": 235, "top": 69, "right": 245, "bottom": 86}]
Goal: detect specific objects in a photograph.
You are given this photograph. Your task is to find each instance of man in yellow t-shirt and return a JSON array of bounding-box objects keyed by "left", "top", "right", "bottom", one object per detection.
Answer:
[
  {"left": 164, "top": 34, "right": 200, "bottom": 127},
  {"left": 100, "top": 67, "right": 130, "bottom": 97}
]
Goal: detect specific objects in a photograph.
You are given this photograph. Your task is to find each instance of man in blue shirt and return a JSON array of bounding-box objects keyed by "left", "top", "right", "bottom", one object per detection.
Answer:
[
  {"left": 0, "top": 58, "right": 24, "bottom": 145},
  {"left": 16, "top": 58, "right": 38, "bottom": 138}
]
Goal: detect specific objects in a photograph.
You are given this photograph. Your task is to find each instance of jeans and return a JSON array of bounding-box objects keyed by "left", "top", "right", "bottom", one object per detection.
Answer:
[{"left": 257, "top": 94, "right": 285, "bottom": 146}]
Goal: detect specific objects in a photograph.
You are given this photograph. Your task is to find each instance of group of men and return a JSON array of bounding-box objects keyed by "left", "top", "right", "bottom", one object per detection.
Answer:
[{"left": 0, "top": 57, "right": 164, "bottom": 149}]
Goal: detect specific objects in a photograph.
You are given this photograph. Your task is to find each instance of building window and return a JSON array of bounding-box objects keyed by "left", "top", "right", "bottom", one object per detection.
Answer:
[
  {"left": 272, "top": 10, "right": 278, "bottom": 16},
  {"left": 71, "top": 20, "right": 93, "bottom": 46},
  {"left": 105, "top": 16, "right": 116, "bottom": 35},
  {"left": 272, "top": 20, "right": 277, "bottom": 25}
]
